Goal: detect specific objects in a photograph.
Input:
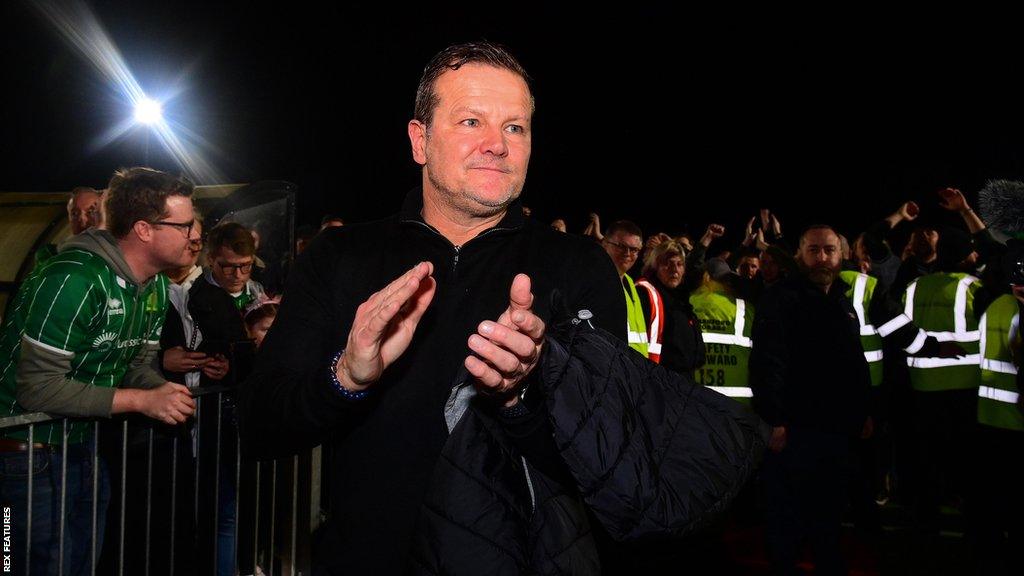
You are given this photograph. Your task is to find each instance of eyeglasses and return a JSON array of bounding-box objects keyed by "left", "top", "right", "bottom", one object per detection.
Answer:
[
  {"left": 151, "top": 219, "right": 196, "bottom": 238},
  {"left": 216, "top": 261, "right": 254, "bottom": 275},
  {"left": 605, "top": 239, "right": 641, "bottom": 255}
]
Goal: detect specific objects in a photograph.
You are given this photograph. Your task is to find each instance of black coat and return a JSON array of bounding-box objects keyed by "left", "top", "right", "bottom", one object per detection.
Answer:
[
  {"left": 411, "top": 312, "right": 769, "bottom": 575},
  {"left": 638, "top": 276, "right": 706, "bottom": 374},
  {"left": 187, "top": 274, "right": 252, "bottom": 387},
  {"left": 750, "top": 274, "right": 871, "bottom": 436},
  {"left": 240, "top": 190, "right": 627, "bottom": 575}
]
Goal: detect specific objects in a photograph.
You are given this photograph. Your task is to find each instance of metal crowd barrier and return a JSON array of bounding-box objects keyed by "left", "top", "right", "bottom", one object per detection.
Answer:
[{"left": 0, "top": 385, "right": 321, "bottom": 576}]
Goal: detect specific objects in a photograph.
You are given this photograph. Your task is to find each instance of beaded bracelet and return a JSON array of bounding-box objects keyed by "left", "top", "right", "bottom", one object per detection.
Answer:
[{"left": 328, "top": 349, "right": 370, "bottom": 401}]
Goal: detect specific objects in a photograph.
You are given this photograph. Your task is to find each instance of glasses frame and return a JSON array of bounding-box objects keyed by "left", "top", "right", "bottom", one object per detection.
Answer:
[
  {"left": 215, "top": 260, "right": 254, "bottom": 275},
  {"left": 150, "top": 219, "right": 196, "bottom": 238},
  {"left": 604, "top": 239, "right": 641, "bottom": 255}
]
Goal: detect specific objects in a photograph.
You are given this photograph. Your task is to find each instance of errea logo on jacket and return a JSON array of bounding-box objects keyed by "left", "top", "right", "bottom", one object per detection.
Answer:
[{"left": 107, "top": 297, "right": 124, "bottom": 316}]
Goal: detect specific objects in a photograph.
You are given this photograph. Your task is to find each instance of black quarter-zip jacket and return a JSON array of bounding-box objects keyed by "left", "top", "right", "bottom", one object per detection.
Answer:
[{"left": 240, "top": 189, "right": 625, "bottom": 574}]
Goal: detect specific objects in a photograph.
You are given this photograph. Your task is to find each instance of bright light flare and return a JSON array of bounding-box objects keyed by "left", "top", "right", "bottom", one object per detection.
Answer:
[
  {"left": 34, "top": 0, "right": 224, "bottom": 183},
  {"left": 133, "top": 98, "right": 162, "bottom": 124}
]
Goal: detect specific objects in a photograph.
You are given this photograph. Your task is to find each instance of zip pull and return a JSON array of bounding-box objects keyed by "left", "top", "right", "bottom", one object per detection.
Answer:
[{"left": 451, "top": 245, "right": 461, "bottom": 274}]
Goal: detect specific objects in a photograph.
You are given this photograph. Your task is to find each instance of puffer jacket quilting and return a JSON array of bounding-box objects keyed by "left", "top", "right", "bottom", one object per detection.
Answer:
[{"left": 412, "top": 314, "right": 769, "bottom": 574}]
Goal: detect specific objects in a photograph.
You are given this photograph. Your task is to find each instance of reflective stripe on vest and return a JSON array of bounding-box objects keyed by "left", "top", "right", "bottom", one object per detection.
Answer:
[
  {"left": 979, "top": 308, "right": 1019, "bottom": 375},
  {"left": 903, "top": 328, "right": 928, "bottom": 354},
  {"left": 907, "top": 354, "right": 981, "bottom": 368},
  {"left": 623, "top": 274, "right": 649, "bottom": 357},
  {"left": 703, "top": 333, "right": 753, "bottom": 347},
  {"left": 735, "top": 299, "right": 750, "bottom": 344},
  {"left": 849, "top": 273, "right": 878, "bottom": 336},
  {"left": 977, "top": 294, "right": 1022, "bottom": 431},
  {"left": 840, "top": 271, "right": 884, "bottom": 386},
  {"left": 981, "top": 358, "right": 1019, "bottom": 374},
  {"left": 635, "top": 279, "right": 664, "bottom": 361},
  {"left": 700, "top": 299, "right": 753, "bottom": 348},
  {"left": 876, "top": 310, "right": 927, "bottom": 354},
  {"left": 978, "top": 385, "right": 1020, "bottom": 404},
  {"left": 903, "top": 274, "right": 982, "bottom": 390},
  {"left": 877, "top": 313, "right": 911, "bottom": 337},
  {"left": 708, "top": 386, "right": 753, "bottom": 398},
  {"left": 904, "top": 280, "right": 917, "bottom": 318}
]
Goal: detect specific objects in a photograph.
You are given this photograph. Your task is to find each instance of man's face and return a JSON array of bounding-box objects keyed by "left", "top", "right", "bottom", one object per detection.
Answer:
[
  {"left": 186, "top": 221, "right": 203, "bottom": 267},
  {"left": 603, "top": 231, "right": 642, "bottom": 276},
  {"left": 68, "top": 192, "right": 102, "bottom": 235},
  {"left": 656, "top": 255, "right": 685, "bottom": 289},
  {"left": 1012, "top": 285, "right": 1024, "bottom": 304},
  {"left": 210, "top": 245, "right": 254, "bottom": 294},
  {"left": 150, "top": 196, "right": 199, "bottom": 270},
  {"left": 911, "top": 228, "right": 939, "bottom": 259},
  {"left": 409, "top": 64, "right": 532, "bottom": 218},
  {"left": 550, "top": 219, "right": 566, "bottom": 233},
  {"left": 738, "top": 256, "right": 760, "bottom": 279},
  {"left": 798, "top": 228, "right": 842, "bottom": 288}
]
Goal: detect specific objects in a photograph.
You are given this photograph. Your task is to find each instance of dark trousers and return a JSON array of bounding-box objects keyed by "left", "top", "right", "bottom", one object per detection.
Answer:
[
  {"left": 762, "top": 427, "right": 853, "bottom": 576},
  {"left": 909, "top": 389, "right": 976, "bottom": 533}
]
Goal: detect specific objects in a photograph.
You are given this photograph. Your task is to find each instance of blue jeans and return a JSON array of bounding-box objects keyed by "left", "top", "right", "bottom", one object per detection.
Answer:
[{"left": 0, "top": 442, "right": 110, "bottom": 576}]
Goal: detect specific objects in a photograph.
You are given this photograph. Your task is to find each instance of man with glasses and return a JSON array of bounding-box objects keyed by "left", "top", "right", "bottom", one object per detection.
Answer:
[
  {"left": 161, "top": 219, "right": 215, "bottom": 388},
  {"left": 601, "top": 220, "right": 650, "bottom": 357},
  {"left": 187, "top": 221, "right": 262, "bottom": 386},
  {"left": 184, "top": 220, "right": 262, "bottom": 574},
  {"left": 0, "top": 167, "right": 198, "bottom": 575}
]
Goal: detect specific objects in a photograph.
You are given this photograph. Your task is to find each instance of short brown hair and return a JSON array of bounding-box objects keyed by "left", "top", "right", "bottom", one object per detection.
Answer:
[
  {"left": 414, "top": 41, "right": 533, "bottom": 126},
  {"left": 604, "top": 220, "right": 643, "bottom": 240},
  {"left": 206, "top": 221, "right": 256, "bottom": 257},
  {"left": 105, "top": 167, "right": 193, "bottom": 239}
]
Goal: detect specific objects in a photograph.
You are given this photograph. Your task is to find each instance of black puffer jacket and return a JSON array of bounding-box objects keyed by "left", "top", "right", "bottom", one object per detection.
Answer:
[{"left": 412, "top": 311, "right": 770, "bottom": 575}]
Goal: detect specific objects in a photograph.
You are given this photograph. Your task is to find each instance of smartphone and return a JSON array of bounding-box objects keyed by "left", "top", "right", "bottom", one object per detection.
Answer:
[{"left": 197, "top": 339, "right": 231, "bottom": 358}]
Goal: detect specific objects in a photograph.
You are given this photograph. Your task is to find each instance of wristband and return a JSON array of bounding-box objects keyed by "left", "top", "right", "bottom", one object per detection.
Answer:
[{"left": 329, "top": 349, "right": 370, "bottom": 401}]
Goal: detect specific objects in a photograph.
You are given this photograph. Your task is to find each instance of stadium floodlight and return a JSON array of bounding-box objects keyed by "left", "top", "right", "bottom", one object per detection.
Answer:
[
  {"left": 133, "top": 97, "right": 162, "bottom": 125},
  {"left": 34, "top": 0, "right": 224, "bottom": 183}
]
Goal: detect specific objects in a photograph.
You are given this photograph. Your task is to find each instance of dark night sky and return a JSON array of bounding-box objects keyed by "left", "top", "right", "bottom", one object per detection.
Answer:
[{"left": 4, "top": 2, "right": 1024, "bottom": 247}]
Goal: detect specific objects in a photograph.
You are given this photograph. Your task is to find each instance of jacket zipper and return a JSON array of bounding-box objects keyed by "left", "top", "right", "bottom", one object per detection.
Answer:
[{"left": 402, "top": 219, "right": 515, "bottom": 276}]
